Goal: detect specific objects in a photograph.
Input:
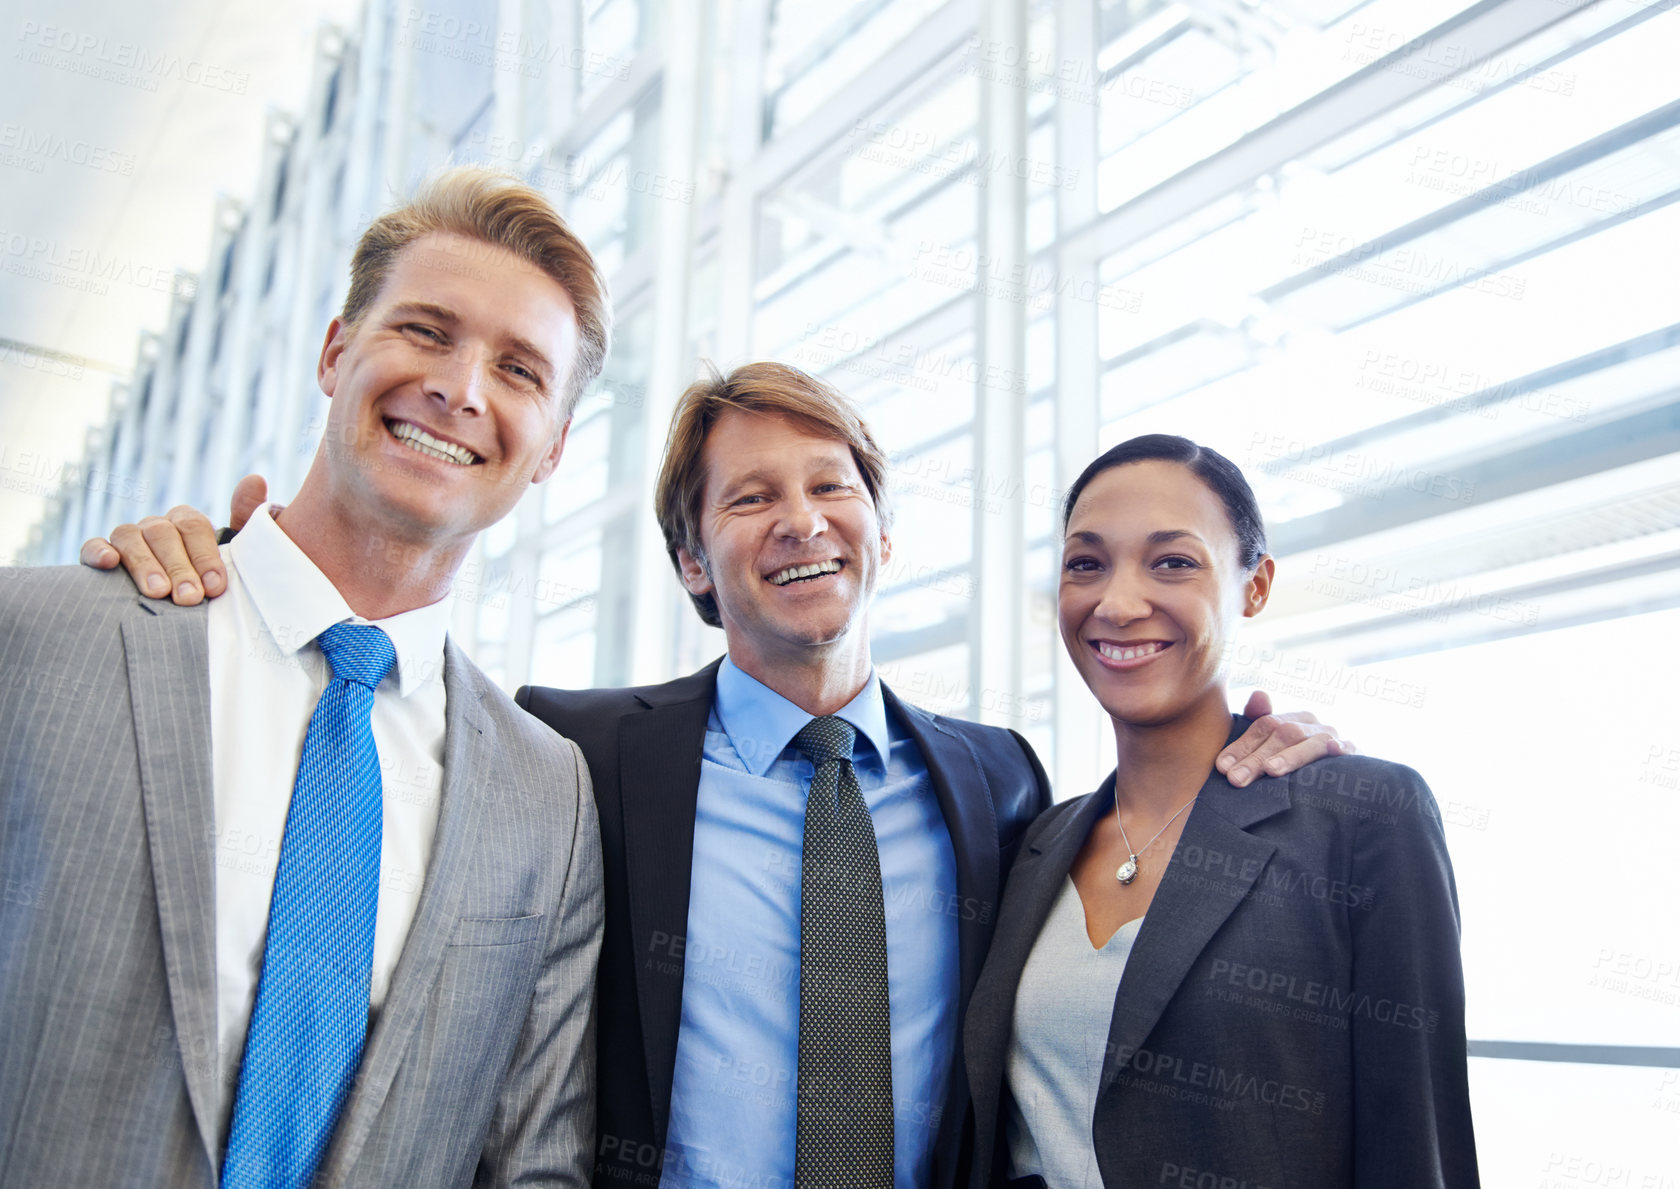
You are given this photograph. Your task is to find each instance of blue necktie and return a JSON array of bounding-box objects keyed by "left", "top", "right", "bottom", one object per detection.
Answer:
[{"left": 221, "top": 622, "right": 396, "bottom": 1189}]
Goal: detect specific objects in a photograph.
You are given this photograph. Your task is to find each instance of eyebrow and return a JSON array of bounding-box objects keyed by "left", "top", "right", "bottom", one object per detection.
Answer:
[
  {"left": 388, "top": 300, "right": 457, "bottom": 325},
  {"left": 715, "top": 468, "right": 782, "bottom": 502},
  {"left": 720, "top": 468, "right": 773, "bottom": 492},
  {"left": 1147, "top": 529, "right": 1206, "bottom": 546},
  {"left": 715, "top": 457, "right": 855, "bottom": 501},
  {"left": 388, "top": 302, "right": 556, "bottom": 388},
  {"left": 1065, "top": 528, "right": 1207, "bottom": 547}
]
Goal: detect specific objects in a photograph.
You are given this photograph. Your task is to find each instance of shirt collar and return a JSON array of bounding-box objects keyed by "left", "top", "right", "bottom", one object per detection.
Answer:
[
  {"left": 714, "top": 654, "right": 892, "bottom": 777},
  {"left": 226, "top": 504, "right": 452, "bottom": 698}
]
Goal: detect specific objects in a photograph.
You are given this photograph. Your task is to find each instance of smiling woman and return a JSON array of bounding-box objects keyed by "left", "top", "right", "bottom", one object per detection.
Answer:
[{"left": 963, "top": 434, "right": 1480, "bottom": 1189}]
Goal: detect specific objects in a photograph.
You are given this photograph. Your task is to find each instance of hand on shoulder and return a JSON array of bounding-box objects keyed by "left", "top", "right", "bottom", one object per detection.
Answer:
[{"left": 77, "top": 474, "right": 268, "bottom": 604}]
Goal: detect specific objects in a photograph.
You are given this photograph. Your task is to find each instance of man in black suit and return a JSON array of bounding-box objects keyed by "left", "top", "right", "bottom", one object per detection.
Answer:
[{"left": 85, "top": 361, "right": 1349, "bottom": 1189}]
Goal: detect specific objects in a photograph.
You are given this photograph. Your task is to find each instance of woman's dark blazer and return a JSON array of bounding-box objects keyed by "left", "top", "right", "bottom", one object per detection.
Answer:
[{"left": 964, "top": 716, "right": 1479, "bottom": 1189}]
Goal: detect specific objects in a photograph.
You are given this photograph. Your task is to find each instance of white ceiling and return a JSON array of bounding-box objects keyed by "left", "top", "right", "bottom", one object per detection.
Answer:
[{"left": 0, "top": 0, "right": 361, "bottom": 561}]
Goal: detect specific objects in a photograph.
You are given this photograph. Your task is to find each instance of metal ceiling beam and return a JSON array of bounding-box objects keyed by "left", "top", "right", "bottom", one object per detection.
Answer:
[
  {"left": 1259, "top": 321, "right": 1680, "bottom": 469},
  {"left": 1269, "top": 395, "right": 1680, "bottom": 555},
  {"left": 1064, "top": 0, "right": 1611, "bottom": 266},
  {"left": 738, "top": 0, "right": 981, "bottom": 198}
]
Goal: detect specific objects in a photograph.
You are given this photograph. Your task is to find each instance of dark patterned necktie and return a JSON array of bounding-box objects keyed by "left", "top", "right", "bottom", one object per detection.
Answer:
[{"left": 791, "top": 715, "right": 894, "bottom": 1189}]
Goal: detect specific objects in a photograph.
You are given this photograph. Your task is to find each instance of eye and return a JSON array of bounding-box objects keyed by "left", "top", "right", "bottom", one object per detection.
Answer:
[
  {"left": 404, "top": 324, "right": 445, "bottom": 344},
  {"left": 734, "top": 493, "right": 769, "bottom": 506},
  {"left": 1063, "top": 555, "right": 1102, "bottom": 573},
  {"left": 1154, "top": 555, "right": 1199, "bottom": 571},
  {"left": 501, "top": 360, "right": 540, "bottom": 384}
]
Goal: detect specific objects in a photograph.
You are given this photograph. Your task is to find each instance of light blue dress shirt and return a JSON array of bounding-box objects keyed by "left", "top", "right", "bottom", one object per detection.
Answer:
[{"left": 660, "top": 657, "right": 961, "bottom": 1189}]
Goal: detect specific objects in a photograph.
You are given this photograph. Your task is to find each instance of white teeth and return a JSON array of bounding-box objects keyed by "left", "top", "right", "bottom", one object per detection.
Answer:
[
  {"left": 769, "top": 560, "right": 842, "bottom": 586},
  {"left": 1098, "top": 642, "right": 1166, "bottom": 661},
  {"left": 388, "top": 420, "right": 479, "bottom": 465}
]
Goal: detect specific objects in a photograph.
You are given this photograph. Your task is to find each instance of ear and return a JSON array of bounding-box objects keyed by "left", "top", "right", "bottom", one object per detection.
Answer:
[
  {"left": 530, "top": 416, "right": 571, "bottom": 485},
  {"left": 676, "top": 545, "right": 714, "bottom": 598},
  {"left": 878, "top": 523, "right": 892, "bottom": 569},
  {"left": 317, "top": 317, "right": 349, "bottom": 397},
  {"left": 1241, "top": 555, "right": 1275, "bottom": 618}
]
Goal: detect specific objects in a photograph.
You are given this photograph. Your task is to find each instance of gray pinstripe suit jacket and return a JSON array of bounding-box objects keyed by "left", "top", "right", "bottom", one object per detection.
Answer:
[{"left": 0, "top": 565, "right": 603, "bottom": 1188}]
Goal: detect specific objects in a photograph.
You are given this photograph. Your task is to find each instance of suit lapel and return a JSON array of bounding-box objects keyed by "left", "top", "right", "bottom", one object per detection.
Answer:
[
  {"left": 883, "top": 688, "right": 1013, "bottom": 1179},
  {"left": 122, "top": 599, "right": 220, "bottom": 1166},
  {"left": 619, "top": 661, "right": 719, "bottom": 1147},
  {"left": 881, "top": 686, "right": 999, "bottom": 1007},
  {"left": 963, "top": 783, "right": 1112, "bottom": 1135},
  {"left": 317, "top": 639, "right": 495, "bottom": 1182},
  {"left": 1097, "top": 763, "right": 1290, "bottom": 1095}
]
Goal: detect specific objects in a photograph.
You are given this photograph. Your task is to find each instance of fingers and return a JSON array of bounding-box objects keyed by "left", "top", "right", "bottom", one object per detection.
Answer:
[
  {"left": 170, "top": 505, "right": 226, "bottom": 598},
  {"left": 136, "top": 510, "right": 211, "bottom": 604},
  {"left": 79, "top": 538, "right": 120, "bottom": 569},
  {"left": 1240, "top": 688, "right": 1273, "bottom": 720},
  {"left": 108, "top": 521, "right": 171, "bottom": 599},
  {"left": 1253, "top": 733, "right": 1354, "bottom": 781},
  {"left": 229, "top": 474, "right": 268, "bottom": 533},
  {"left": 1217, "top": 711, "right": 1326, "bottom": 786},
  {"left": 100, "top": 501, "right": 229, "bottom": 603}
]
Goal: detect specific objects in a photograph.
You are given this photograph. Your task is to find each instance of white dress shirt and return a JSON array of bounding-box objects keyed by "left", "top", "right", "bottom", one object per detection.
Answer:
[{"left": 204, "top": 504, "right": 451, "bottom": 1132}]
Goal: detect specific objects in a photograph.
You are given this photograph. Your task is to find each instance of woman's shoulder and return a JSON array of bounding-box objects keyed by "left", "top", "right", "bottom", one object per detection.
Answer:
[{"left": 1279, "top": 752, "right": 1446, "bottom": 840}]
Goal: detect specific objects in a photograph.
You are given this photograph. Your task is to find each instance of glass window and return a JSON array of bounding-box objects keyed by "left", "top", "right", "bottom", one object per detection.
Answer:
[
  {"left": 764, "top": 0, "right": 949, "bottom": 135},
  {"left": 580, "top": 0, "right": 642, "bottom": 106},
  {"left": 545, "top": 411, "right": 611, "bottom": 521},
  {"left": 759, "top": 66, "right": 979, "bottom": 355},
  {"left": 403, "top": 0, "right": 498, "bottom": 170},
  {"left": 558, "top": 89, "right": 662, "bottom": 274},
  {"left": 1469, "top": 1058, "right": 1680, "bottom": 1189},
  {"left": 532, "top": 605, "right": 598, "bottom": 689},
  {"left": 874, "top": 642, "right": 970, "bottom": 718}
]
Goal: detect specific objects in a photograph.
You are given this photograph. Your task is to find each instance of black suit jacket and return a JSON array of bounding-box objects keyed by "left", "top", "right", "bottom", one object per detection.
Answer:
[
  {"left": 964, "top": 718, "right": 1479, "bottom": 1189},
  {"left": 517, "top": 659, "right": 1052, "bottom": 1189}
]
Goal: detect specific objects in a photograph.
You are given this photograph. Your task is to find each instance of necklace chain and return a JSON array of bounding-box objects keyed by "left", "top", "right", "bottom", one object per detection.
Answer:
[{"left": 1114, "top": 792, "right": 1197, "bottom": 885}]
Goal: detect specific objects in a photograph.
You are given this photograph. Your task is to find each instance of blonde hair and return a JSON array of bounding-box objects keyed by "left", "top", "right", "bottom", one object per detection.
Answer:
[
  {"left": 342, "top": 167, "right": 611, "bottom": 417},
  {"left": 655, "top": 361, "right": 893, "bottom": 628}
]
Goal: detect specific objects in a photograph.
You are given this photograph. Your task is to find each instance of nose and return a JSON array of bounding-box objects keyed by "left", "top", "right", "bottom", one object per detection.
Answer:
[
  {"left": 423, "top": 344, "right": 488, "bottom": 416},
  {"left": 776, "top": 491, "right": 828, "bottom": 541},
  {"left": 1092, "top": 566, "right": 1151, "bottom": 627}
]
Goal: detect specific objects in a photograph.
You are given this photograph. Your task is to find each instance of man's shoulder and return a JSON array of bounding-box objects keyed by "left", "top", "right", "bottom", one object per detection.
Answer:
[
  {"left": 882, "top": 686, "right": 1052, "bottom": 832},
  {"left": 915, "top": 710, "right": 1017, "bottom": 746},
  {"left": 516, "top": 662, "right": 720, "bottom": 730},
  {"left": 518, "top": 681, "right": 662, "bottom": 720},
  {"left": 883, "top": 686, "right": 1038, "bottom": 766},
  {"left": 0, "top": 564, "right": 177, "bottom": 638},
  {"left": 1, "top": 563, "right": 143, "bottom": 607},
  {"left": 449, "top": 645, "right": 582, "bottom": 764}
]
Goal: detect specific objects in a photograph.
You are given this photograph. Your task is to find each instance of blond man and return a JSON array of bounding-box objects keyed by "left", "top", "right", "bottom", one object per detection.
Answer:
[{"left": 2, "top": 170, "right": 608, "bottom": 1189}]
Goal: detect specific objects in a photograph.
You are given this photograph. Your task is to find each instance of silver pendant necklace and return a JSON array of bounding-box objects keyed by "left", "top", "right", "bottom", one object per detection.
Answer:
[{"left": 1114, "top": 792, "right": 1198, "bottom": 885}]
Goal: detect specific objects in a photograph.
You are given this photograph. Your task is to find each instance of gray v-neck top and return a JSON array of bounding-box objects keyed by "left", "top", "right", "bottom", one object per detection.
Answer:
[{"left": 1003, "top": 876, "right": 1143, "bottom": 1189}]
